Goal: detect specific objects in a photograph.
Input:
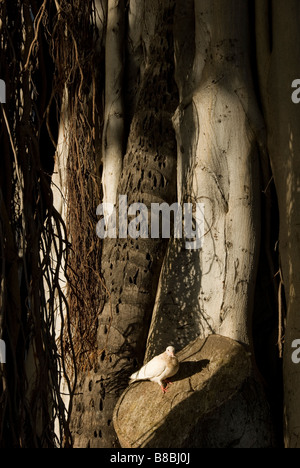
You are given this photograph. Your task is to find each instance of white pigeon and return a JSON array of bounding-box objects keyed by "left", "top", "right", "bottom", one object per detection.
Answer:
[{"left": 129, "top": 346, "right": 179, "bottom": 393}]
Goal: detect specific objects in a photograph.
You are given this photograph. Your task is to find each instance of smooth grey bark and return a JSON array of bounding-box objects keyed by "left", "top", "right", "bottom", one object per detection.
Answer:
[
  {"left": 102, "top": 0, "right": 125, "bottom": 211},
  {"left": 146, "top": 0, "right": 263, "bottom": 360}
]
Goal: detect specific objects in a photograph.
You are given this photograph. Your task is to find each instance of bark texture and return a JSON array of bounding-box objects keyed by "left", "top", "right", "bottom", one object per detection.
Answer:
[
  {"left": 70, "top": 0, "right": 178, "bottom": 447},
  {"left": 102, "top": 0, "right": 125, "bottom": 209},
  {"left": 1, "top": 0, "right": 292, "bottom": 449},
  {"left": 70, "top": 0, "right": 277, "bottom": 448},
  {"left": 146, "top": 0, "right": 263, "bottom": 359}
]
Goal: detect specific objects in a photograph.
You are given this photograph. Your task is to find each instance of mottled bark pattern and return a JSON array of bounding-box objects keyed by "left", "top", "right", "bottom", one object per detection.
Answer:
[{"left": 71, "top": 1, "right": 178, "bottom": 448}]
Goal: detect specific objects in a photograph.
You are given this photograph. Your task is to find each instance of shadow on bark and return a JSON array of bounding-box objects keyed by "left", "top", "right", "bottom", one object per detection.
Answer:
[
  {"left": 171, "top": 359, "right": 210, "bottom": 382},
  {"left": 113, "top": 335, "right": 275, "bottom": 448}
]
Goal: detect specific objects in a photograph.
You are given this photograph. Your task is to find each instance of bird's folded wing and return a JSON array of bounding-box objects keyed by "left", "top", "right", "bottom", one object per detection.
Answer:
[{"left": 137, "top": 356, "right": 167, "bottom": 380}]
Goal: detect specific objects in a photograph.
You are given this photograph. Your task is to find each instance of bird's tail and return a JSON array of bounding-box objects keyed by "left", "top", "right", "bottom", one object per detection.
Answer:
[
  {"left": 129, "top": 370, "right": 139, "bottom": 384},
  {"left": 129, "top": 367, "right": 147, "bottom": 383}
]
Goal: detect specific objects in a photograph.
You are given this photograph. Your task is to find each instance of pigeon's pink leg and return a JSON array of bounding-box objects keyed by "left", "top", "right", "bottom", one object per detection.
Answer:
[{"left": 161, "top": 379, "right": 173, "bottom": 393}]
